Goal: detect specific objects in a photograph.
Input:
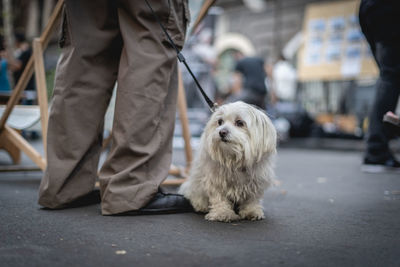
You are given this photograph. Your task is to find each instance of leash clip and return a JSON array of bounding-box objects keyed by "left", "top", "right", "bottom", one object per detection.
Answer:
[{"left": 210, "top": 103, "right": 219, "bottom": 113}]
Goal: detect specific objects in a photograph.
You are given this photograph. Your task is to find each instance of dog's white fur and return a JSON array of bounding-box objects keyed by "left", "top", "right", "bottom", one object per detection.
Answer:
[{"left": 179, "top": 101, "right": 277, "bottom": 222}]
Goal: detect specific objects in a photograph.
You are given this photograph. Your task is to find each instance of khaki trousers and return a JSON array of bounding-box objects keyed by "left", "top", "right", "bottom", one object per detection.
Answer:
[{"left": 38, "top": 0, "right": 190, "bottom": 215}]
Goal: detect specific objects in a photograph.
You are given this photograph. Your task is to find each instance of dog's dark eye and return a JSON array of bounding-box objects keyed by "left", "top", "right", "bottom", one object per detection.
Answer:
[
  {"left": 235, "top": 120, "right": 245, "bottom": 127},
  {"left": 218, "top": 119, "right": 223, "bottom": 126}
]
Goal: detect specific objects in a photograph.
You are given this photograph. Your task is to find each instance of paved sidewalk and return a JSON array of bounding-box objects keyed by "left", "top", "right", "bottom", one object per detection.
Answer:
[{"left": 0, "top": 147, "right": 399, "bottom": 266}]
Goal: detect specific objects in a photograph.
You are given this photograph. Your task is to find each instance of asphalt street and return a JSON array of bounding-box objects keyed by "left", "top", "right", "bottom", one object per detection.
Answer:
[{"left": 0, "top": 146, "right": 399, "bottom": 266}]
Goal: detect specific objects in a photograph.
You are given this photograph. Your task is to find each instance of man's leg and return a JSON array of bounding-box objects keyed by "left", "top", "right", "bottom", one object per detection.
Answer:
[
  {"left": 38, "top": 0, "right": 122, "bottom": 208},
  {"left": 364, "top": 42, "right": 400, "bottom": 164},
  {"left": 99, "top": 0, "right": 190, "bottom": 215},
  {"left": 360, "top": 1, "right": 400, "bottom": 168}
]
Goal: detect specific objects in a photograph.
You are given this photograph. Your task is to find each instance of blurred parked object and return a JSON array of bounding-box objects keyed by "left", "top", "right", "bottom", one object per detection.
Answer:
[
  {"left": 270, "top": 102, "right": 314, "bottom": 139},
  {"left": 315, "top": 113, "right": 361, "bottom": 138}
]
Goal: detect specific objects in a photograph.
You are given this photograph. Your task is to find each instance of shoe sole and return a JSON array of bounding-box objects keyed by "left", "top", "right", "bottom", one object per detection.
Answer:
[{"left": 361, "top": 164, "right": 400, "bottom": 173}]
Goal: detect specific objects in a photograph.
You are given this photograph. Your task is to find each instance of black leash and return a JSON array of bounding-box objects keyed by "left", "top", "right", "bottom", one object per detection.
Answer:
[{"left": 144, "top": 0, "right": 218, "bottom": 112}]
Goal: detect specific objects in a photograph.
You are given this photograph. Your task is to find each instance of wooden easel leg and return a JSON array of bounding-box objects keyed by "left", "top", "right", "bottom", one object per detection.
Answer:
[
  {"left": 33, "top": 38, "right": 49, "bottom": 158},
  {"left": 164, "top": 68, "right": 192, "bottom": 185},
  {"left": 177, "top": 68, "right": 193, "bottom": 174},
  {"left": 3, "top": 125, "right": 46, "bottom": 170},
  {"left": 0, "top": 131, "right": 21, "bottom": 164},
  {"left": 190, "top": 0, "right": 217, "bottom": 35}
]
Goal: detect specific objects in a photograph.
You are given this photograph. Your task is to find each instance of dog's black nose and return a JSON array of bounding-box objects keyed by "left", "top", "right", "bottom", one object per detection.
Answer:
[{"left": 219, "top": 129, "right": 228, "bottom": 138}]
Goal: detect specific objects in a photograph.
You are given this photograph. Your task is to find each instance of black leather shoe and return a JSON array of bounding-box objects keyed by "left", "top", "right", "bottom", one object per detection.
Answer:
[
  {"left": 362, "top": 157, "right": 400, "bottom": 173},
  {"left": 117, "top": 191, "right": 193, "bottom": 215}
]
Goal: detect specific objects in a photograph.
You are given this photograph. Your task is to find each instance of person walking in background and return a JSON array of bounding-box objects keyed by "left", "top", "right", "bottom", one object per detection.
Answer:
[
  {"left": 0, "top": 36, "right": 11, "bottom": 93},
  {"left": 4, "top": 32, "right": 40, "bottom": 139},
  {"left": 184, "top": 28, "right": 217, "bottom": 108},
  {"left": 13, "top": 32, "right": 36, "bottom": 104},
  {"left": 38, "top": 0, "right": 192, "bottom": 215},
  {"left": 0, "top": 56, "right": 11, "bottom": 92},
  {"left": 226, "top": 52, "right": 268, "bottom": 109},
  {"left": 359, "top": 0, "right": 400, "bottom": 172},
  {"left": 0, "top": 33, "right": 35, "bottom": 95},
  {"left": 271, "top": 53, "right": 297, "bottom": 105}
]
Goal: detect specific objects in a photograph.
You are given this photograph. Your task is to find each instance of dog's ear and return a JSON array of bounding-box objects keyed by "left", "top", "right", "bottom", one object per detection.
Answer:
[{"left": 252, "top": 108, "right": 277, "bottom": 159}]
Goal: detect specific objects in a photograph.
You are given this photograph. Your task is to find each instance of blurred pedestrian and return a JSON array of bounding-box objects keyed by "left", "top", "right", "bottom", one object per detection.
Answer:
[
  {"left": 185, "top": 28, "right": 217, "bottom": 108},
  {"left": 226, "top": 52, "right": 268, "bottom": 109},
  {"left": 0, "top": 56, "right": 10, "bottom": 92},
  {"left": 38, "top": 0, "right": 193, "bottom": 215},
  {"left": 0, "top": 36, "right": 11, "bottom": 92},
  {"left": 269, "top": 53, "right": 314, "bottom": 140},
  {"left": 271, "top": 54, "right": 297, "bottom": 105},
  {"left": 359, "top": 0, "right": 400, "bottom": 172},
  {"left": 13, "top": 32, "right": 36, "bottom": 104}
]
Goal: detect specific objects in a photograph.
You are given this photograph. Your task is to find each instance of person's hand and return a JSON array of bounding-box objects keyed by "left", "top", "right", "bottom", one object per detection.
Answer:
[
  {"left": 383, "top": 111, "right": 400, "bottom": 136},
  {"left": 385, "top": 111, "right": 399, "bottom": 121},
  {"left": 270, "top": 90, "right": 278, "bottom": 105},
  {"left": 231, "top": 72, "right": 242, "bottom": 94}
]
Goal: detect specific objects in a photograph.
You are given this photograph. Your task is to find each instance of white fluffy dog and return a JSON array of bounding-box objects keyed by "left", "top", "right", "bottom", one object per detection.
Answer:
[{"left": 179, "top": 101, "right": 277, "bottom": 222}]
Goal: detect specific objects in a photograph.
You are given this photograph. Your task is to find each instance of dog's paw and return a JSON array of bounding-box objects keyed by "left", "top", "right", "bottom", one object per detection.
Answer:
[
  {"left": 205, "top": 209, "right": 240, "bottom": 222},
  {"left": 189, "top": 198, "right": 209, "bottom": 213},
  {"left": 239, "top": 207, "right": 265, "bottom": 221},
  {"left": 193, "top": 204, "right": 209, "bottom": 213}
]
